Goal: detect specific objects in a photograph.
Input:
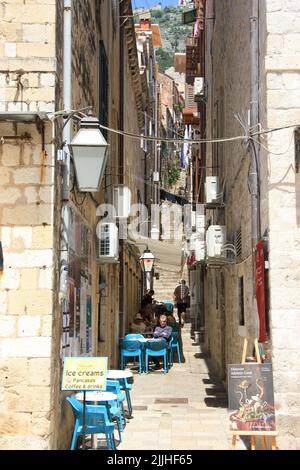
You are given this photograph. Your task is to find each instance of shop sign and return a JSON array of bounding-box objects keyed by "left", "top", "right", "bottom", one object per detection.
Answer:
[
  {"left": 182, "top": 9, "right": 197, "bottom": 25},
  {"left": 255, "top": 240, "right": 267, "bottom": 342},
  {"left": 62, "top": 357, "right": 107, "bottom": 391}
]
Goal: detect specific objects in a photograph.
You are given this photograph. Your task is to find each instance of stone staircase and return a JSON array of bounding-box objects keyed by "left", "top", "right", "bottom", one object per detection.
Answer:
[
  {"left": 154, "top": 264, "right": 188, "bottom": 303},
  {"left": 154, "top": 169, "right": 189, "bottom": 302}
]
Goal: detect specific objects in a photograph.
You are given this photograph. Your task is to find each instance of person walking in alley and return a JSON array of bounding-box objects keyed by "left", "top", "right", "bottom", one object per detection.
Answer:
[{"left": 173, "top": 279, "right": 189, "bottom": 326}]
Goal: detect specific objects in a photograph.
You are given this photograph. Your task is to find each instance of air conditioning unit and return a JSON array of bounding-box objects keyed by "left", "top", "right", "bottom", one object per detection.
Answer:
[
  {"left": 194, "top": 77, "right": 207, "bottom": 102},
  {"left": 206, "top": 225, "right": 226, "bottom": 258},
  {"left": 195, "top": 204, "right": 205, "bottom": 234},
  {"left": 188, "top": 232, "right": 198, "bottom": 251},
  {"left": 96, "top": 222, "right": 119, "bottom": 263},
  {"left": 195, "top": 239, "right": 206, "bottom": 262},
  {"left": 113, "top": 185, "right": 131, "bottom": 218},
  {"left": 205, "top": 176, "right": 220, "bottom": 204}
]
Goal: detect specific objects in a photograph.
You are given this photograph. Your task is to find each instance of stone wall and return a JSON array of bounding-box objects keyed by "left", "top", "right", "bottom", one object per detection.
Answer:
[
  {"left": 204, "top": 0, "right": 256, "bottom": 377},
  {"left": 263, "top": 0, "right": 300, "bottom": 450},
  {"left": 204, "top": 0, "right": 300, "bottom": 448},
  {"left": 0, "top": 0, "right": 57, "bottom": 449}
]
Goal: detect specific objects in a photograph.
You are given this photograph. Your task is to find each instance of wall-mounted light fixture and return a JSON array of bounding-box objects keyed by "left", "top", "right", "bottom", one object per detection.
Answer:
[
  {"left": 68, "top": 113, "right": 109, "bottom": 192},
  {"left": 139, "top": 248, "right": 155, "bottom": 273}
]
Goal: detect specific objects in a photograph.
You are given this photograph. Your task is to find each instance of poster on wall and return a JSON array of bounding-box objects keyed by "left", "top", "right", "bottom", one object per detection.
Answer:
[
  {"left": 64, "top": 204, "right": 93, "bottom": 357},
  {"left": 228, "top": 363, "right": 276, "bottom": 433}
]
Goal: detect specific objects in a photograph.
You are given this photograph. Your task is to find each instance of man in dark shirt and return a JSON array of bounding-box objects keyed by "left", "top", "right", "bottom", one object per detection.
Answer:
[{"left": 141, "top": 289, "right": 154, "bottom": 309}]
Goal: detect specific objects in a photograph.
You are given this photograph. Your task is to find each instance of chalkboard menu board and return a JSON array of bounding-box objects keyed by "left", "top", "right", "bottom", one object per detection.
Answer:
[{"left": 228, "top": 363, "right": 276, "bottom": 433}]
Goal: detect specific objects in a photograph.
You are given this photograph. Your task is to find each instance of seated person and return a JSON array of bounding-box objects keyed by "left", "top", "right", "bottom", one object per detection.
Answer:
[
  {"left": 167, "top": 313, "right": 180, "bottom": 333},
  {"left": 151, "top": 315, "right": 172, "bottom": 369},
  {"left": 141, "top": 303, "right": 155, "bottom": 327},
  {"left": 130, "top": 313, "right": 151, "bottom": 334}
]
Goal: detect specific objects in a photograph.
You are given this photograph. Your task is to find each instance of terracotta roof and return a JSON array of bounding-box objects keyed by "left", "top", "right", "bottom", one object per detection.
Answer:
[{"left": 135, "top": 22, "right": 163, "bottom": 48}]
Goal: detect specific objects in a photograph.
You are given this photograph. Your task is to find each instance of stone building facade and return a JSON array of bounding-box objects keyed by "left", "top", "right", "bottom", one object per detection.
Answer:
[
  {"left": 204, "top": 0, "right": 300, "bottom": 449},
  {"left": 0, "top": 0, "right": 148, "bottom": 450}
]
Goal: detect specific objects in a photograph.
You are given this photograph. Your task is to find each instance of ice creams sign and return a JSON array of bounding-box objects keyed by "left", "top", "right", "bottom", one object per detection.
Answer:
[{"left": 62, "top": 357, "right": 107, "bottom": 391}]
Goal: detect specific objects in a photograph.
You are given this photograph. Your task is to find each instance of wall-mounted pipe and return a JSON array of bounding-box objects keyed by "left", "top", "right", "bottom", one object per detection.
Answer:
[
  {"left": 59, "top": 0, "right": 72, "bottom": 304},
  {"left": 249, "top": 0, "right": 261, "bottom": 293}
]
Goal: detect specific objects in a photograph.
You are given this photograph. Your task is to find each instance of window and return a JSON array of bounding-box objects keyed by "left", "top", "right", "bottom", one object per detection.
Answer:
[
  {"left": 238, "top": 276, "right": 245, "bottom": 326},
  {"left": 99, "top": 41, "right": 109, "bottom": 140},
  {"left": 295, "top": 127, "right": 300, "bottom": 173}
]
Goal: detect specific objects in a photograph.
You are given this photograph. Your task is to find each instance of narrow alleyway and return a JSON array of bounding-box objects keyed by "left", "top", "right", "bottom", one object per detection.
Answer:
[{"left": 118, "top": 323, "right": 247, "bottom": 450}]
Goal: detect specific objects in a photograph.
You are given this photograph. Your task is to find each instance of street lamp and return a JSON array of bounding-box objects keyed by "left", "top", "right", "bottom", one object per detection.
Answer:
[
  {"left": 139, "top": 249, "right": 155, "bottom": 292},
  {"left": 68, "top": 113, "right": 109, "bottom": 192},
  {"left": 139, "top": 249, "right": 155, "bottom": 272}
]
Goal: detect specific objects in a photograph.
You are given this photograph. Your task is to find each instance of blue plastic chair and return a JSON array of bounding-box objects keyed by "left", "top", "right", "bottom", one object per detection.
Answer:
[
  {"left": 162, "top": 300, "right": 174, "bottom": 314},
  {"left": 124, "top": 333, "right": 144, "bottom": 340},
  {"left": 66, "top": 396, "right": 116, "bottom": 450},
  {"left": 120, "top": 339, "right": 143, "bottom": 374},
  {"left": 144, "top": 340, "right": 169, "bottom": 374},
  {"left": 118, "top": 377, "right": 133, "bottom": 417},
  {"left": 169, "top": 332, "right": 181, "bottom": 365},
  {"left": 106, "top": 379, "right": 127, "bottom": 428}
]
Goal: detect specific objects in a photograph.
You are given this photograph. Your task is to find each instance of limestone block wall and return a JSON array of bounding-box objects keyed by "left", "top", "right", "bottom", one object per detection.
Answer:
[
  {"left": 204, "top": 0, "right": 257, "bottom": 377},
  {"left": 204, "top": 0, "right": 300, "bottom": 448},
  {"left": 264, "top": 0, "right": 300, "bottom": 450},
  {"left": 0, "top": 0, "right": 58, "bottom": 450},
  {"left": 0, "top": 121, "right": 56, "bottom": 450}
]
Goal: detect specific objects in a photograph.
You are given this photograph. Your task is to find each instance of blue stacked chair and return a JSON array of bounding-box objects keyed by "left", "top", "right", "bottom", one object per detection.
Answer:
[
  {"left": 118, "top": 377, "right": 133, "bottom": 417},
  {"left": 106, "top": 379, "right": 127, "bottom": 428},
  {"left": 162, "top": 300, "right": 174, "bottom": 314},
  {"left": 66, "top": 396, "right": 116, "bottom": 450},
  {"left": 144, "top": 340, "right": 169, "bottom": 374},
  {"left": 120, "top": 339, "right": 143, "bottom": 374},
  {"left": 169, "top": 331, "right": 181, "bottom": 365}
]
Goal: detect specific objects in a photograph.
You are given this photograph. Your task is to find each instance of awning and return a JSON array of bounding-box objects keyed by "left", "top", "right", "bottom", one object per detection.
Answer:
[
  {"left": 160, "top": 188, "right": 188, "bottom": 206},
  {"left": 128, "top": 231, "right": 185, "bottom": 273}
]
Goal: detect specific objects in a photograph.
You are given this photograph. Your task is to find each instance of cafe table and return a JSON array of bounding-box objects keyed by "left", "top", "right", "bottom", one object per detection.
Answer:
[{"left": 75, "top": 391, "right": 117, "bottom": 404}]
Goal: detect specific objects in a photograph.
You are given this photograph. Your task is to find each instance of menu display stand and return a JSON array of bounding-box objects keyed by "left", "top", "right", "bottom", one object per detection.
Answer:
[{"left": 231, "top": 338, "right": 278, "bottom": 451}]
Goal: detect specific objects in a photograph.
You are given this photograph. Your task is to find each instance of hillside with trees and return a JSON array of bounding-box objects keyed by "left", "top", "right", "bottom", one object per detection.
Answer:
[{"left": 134, "top": 5, "right": 193, "bottom": 72}]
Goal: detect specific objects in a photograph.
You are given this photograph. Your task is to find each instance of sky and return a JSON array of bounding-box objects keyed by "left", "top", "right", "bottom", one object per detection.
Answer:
[{"left": 133, "top": 1, "right": 178, "bottom": 9}]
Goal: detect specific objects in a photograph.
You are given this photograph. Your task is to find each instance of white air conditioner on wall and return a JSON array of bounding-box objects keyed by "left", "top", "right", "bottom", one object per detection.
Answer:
[
  {"left": 195, "top": 239, "right": 206, "bottom": 261},
  {"left": 206, "top": 225, "right": 226, "bottom": 258},
  {"left": 96, "top": 222, "right": 119, "bottom": 263},
  {"left": 113, "top": 185, "right": 131, "bottom": 219},
  {"left": 205, "top": 176, "right": 220, "bottom": 203}
]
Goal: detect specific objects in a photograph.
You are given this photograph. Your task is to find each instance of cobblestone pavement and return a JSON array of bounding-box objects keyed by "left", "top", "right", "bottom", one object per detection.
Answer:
[{"left": 118, "top": 323, "right": 247, "bottom": 450}]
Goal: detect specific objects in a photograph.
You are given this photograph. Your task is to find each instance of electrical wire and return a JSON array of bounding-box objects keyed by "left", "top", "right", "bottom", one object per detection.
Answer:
[
  {"left": 98, "top": 121, "right": 300, "bottom": 146},
  {"left": 47, "top": 108, "right": 300, "bottom": 146}
]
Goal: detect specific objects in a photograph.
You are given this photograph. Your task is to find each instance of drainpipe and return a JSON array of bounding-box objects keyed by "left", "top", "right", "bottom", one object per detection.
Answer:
[
  {"left": 249, "top": 0, "right": 260, "bottom": 292},
  {"left": 119, "top": 1, "right": 125, "bottom": 339},
  {"left": 59, "top": 0, "right": 72, "bottom": 303},
  {"left": 154, "top": 77, "right": 158, "bottom": 205}
]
